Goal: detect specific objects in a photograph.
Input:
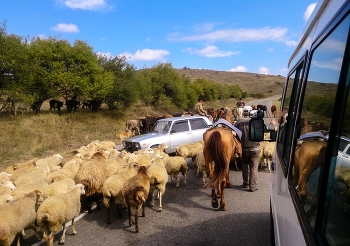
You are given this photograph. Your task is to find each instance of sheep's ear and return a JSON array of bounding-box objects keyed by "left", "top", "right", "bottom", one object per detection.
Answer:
[{"left": 12, "top": 164, "right": 18, "bottom": 170}]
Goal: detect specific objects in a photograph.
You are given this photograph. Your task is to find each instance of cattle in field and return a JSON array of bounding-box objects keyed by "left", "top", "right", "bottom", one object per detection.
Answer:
[
  {"left": 49, "top": 99, "right": 64, "bottom": 113},
  {"left": 31, "top": 100, "right": 43, "bottom": 113},
  {"left": 66, "top": 100, "right": 80, "bottom": 112},
  {"left": 125, "top": 119, "right": 143, "bottom": 136}
]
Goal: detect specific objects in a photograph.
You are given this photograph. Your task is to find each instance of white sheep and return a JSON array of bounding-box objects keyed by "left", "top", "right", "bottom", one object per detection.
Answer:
[
  {"left": 0, "top": 194, "right": 13, "bottom": 205},
  {"left": 102, "top": 154, "right": 138, "bottom": 223},
  {"left": 176, "top": 140, "right": 204, "bottom": 164},
  {"left": 0, "top": 172, "right": 11, "bottom": 183},
  {"left": 4, "top": 158, "right": 37, "bottom": 174},
  {"left": 193, "top": 149, "right": 208, "bottom": 184},
  {"left": 122, "top": 165, "right": 150, "bottom": 233},
  {"left": 74, "top": 152, "right": 109, "bottom": 213},
  {"left": 47, "top": 158, "right": 82, "bottom": 183},
  {"left": 8, "top": 167, "right": 33, "bottom": 182},
  {"left": 148, "top": 155, "right": 168, "bottom": 211},
  {"left": 37, "top": 183, "right": 85, "bottom": 246},
  {"left": 104, "top": 152, "right": 132, "bottom": 177},
  {"left": 260, "top": 141, "right": 276, "bottom": 172},
  {"left": 163, "top": 155, "right": 188, "bottom": 188},
  {"left": 13, "top": 165, "right": 52, "bottom": 187},
  {"left": 0, "top": 180, "right": 16, "bottom": 196},
  {"left": 0, "top": 190, "right": 44, "bottom": 246},
  {"left": 35, "top": 153, "right": 63, "bottom": 171},
  {"left": 43, "top": 178, "right": 76, "bottom": 199},
  {"left": 11, "top": 180, "right": 49, "bottom": 197}
]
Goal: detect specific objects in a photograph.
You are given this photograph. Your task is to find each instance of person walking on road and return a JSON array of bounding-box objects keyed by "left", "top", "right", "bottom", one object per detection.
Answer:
[
  {"left": 235, "top": 117, "right": 260, "bottom": 192},
  {"left": 236, "top": 98, "right": 245, "bottom": 119}
]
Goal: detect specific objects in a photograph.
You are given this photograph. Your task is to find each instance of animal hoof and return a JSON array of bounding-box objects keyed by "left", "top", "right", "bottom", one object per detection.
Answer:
[{"left": 212, "top": 200, "right": 219, "bottom": 208}]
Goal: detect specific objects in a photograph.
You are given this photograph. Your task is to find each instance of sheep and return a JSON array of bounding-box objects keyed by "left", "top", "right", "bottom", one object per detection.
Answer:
[
  {"left": 74, "top": 152, "right": 109, "bottom": 213},
  {"left": 11, "top": 180, "right": 49, "bottom": 197},
  {"left": 122, "top": 165, "right": 150, "bottom": 233},
  {"left": 193, "top": 149, "right": 208, "bottom": 184},
  {"left": 135, "top": 153, "right": 152, "bottom": 168},
  {"left": 162, "top": 154, "right": 188, "bottom": 188},
  {"left": 43, "top": 178, "right": 76, "bottom": 199},
  {"left": 0, "top": 190, "right": 44, "bottom": 246},
  {"left": 102, "top": 154, "right": 138, "bottom": 223},
  {"left": 176, "top": 140, "right": 204, "bottom": 164},
  {"left": 35, "top": 153, "right": 63, "bottom": 170},
  {"left": 47, "top": 158, "right": 82, "bottom": 183},
  {"left": 0, "top": 180, "right": 16, "bottom": 196},
  {"left": 0, "top": 172, "right": 11, "bottom": 183},
  {"left": 259, "top": 141, "right": 276, "bottom": 172},
  {"left": 104, "top": 152, "right": 132, "bottom": 177},
  {"left": 0, "top": 194, "right": 13, "bottom": 205},
  {"left": 93, "top": 140, "right": 116, "bottom": 150},
  {"left": 13, "top": 165, "right": 53, "bottom": 187},
  {"left": 8, "top": 167, "right": 33, "bottom": 182},
  {"left": 4, "top": 159, "right": 37, "bottom": 174},
  {"left": 37, "top": 183, "right": 85, "bottom": 246},
  {"left": 148, "top": 155, "right": 168, "bottom": 211},
  {"left": 118, "top": 131, "right": 133, "bottom": 141}
]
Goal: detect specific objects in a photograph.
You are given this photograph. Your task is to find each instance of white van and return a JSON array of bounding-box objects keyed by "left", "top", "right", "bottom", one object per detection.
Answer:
[{"left": 250, "top": 1, "right": 350, "bottom": 245}]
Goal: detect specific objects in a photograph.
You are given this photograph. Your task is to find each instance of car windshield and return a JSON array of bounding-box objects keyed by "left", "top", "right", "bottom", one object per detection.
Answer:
[{"left": 151, "top": 121, "right": 172, "bottom": 133}]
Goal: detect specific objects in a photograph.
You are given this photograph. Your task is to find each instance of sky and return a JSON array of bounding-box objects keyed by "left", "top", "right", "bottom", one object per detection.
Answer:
[{"left": 0, "top": 0, "right": 318, "bottom": 76}]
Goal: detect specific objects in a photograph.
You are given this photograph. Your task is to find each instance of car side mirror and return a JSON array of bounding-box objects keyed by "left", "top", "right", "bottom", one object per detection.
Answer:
[
  {"left": 249, "top": 118, "right": 265, "bottom": 141},
  {"left": 170, "top": 129, "right": 176, "bottom": 134}
]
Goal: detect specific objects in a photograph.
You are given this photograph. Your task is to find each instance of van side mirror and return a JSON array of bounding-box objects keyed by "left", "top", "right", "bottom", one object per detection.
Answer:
[{"left": 249, "top": 118, "right": 265, "bottom": 141}]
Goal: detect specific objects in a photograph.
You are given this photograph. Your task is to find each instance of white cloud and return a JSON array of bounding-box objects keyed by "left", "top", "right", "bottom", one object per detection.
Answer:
[
  {"left": 51, "top": 23, "right": 79, "bottom": 33},
  {"left": 56, "top": 0, "right": 110, "bottom": 10},
  {"left": 258, "top": 66, "right": 270, "bottom": 74},
  {"left": 229, "top": 66, "right": 248, "bottom": 72},
  {"left": 96, "top": 52, "right": 113, "bottom": 59},
  {"left": 268, "top": 48, "right": 274, "bottom": 52},
  {"left": 183, "top": 45, "right": 239, "bottom": 58},
  {"left": 169, "top": 27, "right": 288, "bottom": 43},
  {"left": 120, "top": 49, "right": 170, "bottom": 61},
  {"left": 304, "top": 3, "right": 317, "bottom": 21}
]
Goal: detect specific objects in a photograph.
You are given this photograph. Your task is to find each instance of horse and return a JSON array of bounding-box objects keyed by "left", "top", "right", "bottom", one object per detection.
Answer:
[
  {"left": 271, "top": 105, "right": 277, "bottom": 118},
  {"left": 203, "top": 127, "right": 242, "bottom": 211}
]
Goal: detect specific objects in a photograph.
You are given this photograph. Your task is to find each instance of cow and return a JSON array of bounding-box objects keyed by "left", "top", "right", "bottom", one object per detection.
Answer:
[
  {"left": 125, "top": 119, "right": 143, "bottom": 136},
  {"left": 49, "top": 99, "right": 64, "bottom": 113},
  {"left": 31, "top": 100, "right": 43, "bottom": 114},
  {"left": 66, "top": 100, "right": 80, "bottom": 112}
]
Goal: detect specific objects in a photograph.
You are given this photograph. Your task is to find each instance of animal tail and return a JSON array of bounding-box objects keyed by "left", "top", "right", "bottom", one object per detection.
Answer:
[
  {"left": 40, "top": 213, "right": 50, "bottom": 225},
  {"left": 205, "top": 131, "right": 228, "bottom": 188},
  {"left": 135, "top": 190, "right": 147, "bottom": 203}
]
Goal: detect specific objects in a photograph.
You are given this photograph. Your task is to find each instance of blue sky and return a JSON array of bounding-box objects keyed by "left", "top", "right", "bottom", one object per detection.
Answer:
[{"left": 1, "top": 0, "right": 317, "bottom": 76}]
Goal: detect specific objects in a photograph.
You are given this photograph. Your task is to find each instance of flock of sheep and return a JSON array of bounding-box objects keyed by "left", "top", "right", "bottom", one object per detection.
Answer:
[{"left": 0, "top": 136, "right": 275, "bottom": 246}]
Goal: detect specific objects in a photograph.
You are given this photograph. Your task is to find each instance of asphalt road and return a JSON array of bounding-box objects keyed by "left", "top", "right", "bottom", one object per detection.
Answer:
[{"left": 19, "top": 157, "right": 272, "bottom": 246}]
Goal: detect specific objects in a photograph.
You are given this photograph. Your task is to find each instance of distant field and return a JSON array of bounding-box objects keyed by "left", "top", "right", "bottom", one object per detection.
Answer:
[{"left": 177, "top": 68, "right": 286, "bottom": 97}]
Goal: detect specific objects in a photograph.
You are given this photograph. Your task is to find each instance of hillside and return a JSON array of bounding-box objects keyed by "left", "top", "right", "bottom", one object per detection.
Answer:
[{"left": 177, "top": 68, "right": 286, "bottom": 97}]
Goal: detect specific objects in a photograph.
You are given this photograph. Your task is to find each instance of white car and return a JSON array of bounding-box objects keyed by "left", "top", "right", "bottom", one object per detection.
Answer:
[{"left": 337, "top": 136, "right": 350, "bottom": 169}]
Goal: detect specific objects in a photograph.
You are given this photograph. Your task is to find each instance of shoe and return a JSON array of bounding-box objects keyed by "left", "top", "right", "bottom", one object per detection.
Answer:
[
  {"left": 249, "top": 187, "right": 258, "bottom": 192},
  {"left": 242, "top": 182, "right": 249, "bottom": 188}
]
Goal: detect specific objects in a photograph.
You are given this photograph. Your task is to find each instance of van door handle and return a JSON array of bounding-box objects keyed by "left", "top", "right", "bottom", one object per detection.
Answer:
[{"left": 271, "top": 162, "right": 275, "bottom": 171}]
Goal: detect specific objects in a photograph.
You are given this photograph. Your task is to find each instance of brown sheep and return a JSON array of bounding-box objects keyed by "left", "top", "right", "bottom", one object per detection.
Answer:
[
  {"left": 122, "top": 165, "right": 150, "bottom": 233},
  {"left": 74, "top": 152, "right": 109, "bottom": 213}
]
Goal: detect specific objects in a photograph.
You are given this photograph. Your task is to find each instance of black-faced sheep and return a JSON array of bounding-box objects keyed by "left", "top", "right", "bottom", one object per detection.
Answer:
[
  {"left": 148, "top": 155, "right": 168, "bottom": 211},
  {"left": 0, "top": 190, "right": 44, "bottom": 246},
  {"left": 102, "top": 154, "right": 138, "bottom": 223},
  {"left": 37, "top": 183, "right": 85, "bottom": 246},
  {"left": 74, "top": 152, "right": 109, "bottom": 213},
  {"left": 122, "top": 165, "right": 150, "bottom": 233}
]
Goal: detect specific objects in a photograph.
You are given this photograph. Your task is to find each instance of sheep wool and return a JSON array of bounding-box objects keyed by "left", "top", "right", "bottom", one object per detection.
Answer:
[
  {"left": 0, "top": 190, "right": 43, "bottom": 246},
  {"left": 37, "top": 184, "right": 85, "bottom": 246},
  {"left": 122, "top": 166, "right": 150, "bottom": 233}
]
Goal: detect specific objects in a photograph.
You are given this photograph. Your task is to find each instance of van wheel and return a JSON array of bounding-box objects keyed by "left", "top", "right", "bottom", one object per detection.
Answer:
[{"left": 270, "top": 201, "right": 276, "bottom": 246}]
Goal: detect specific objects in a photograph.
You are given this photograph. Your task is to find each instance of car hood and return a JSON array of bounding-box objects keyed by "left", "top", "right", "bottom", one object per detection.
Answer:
[{"left": 123, "top": 132, "right": 167, "bottom": 142}]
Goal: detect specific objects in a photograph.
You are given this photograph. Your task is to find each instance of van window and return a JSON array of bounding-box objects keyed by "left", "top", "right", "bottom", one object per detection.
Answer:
[
  {"left": 277, "top": 65, "right": 303, "bottom": 174},
  {"left": 290, "top": 13, "right": 349, "bottom": 244}
]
